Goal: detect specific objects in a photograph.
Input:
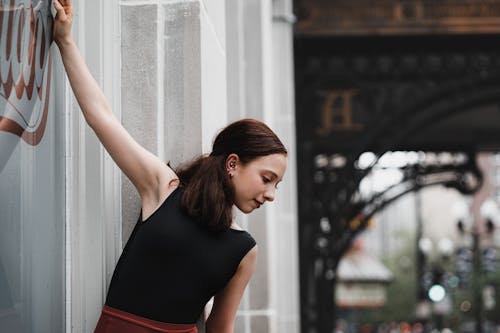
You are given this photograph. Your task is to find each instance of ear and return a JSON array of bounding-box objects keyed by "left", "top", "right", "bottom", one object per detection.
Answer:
[{"left": 226, "top": 153, "right": 240, "bottom": 172}]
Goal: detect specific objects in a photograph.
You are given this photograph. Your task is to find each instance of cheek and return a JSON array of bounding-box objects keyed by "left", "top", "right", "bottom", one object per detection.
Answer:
[
  {"left": 237, "top": 171, "right": 257, "bottom": 187},
  {"left": 234, "top": 177, "right": 258, "bottom": 198},
  {"left": 248, "top": 176, "right": 264, "bottom": 192},
  {"left": 233, "top": 177, "right": 251, "bottom": 196}
]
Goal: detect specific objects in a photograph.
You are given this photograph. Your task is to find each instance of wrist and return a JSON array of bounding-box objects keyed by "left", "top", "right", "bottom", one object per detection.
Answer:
[{"left": 55, "top": 35, "right": 75, "bottom": 50}]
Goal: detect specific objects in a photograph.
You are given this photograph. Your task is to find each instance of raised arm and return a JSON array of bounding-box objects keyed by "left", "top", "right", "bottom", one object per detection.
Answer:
[
  {"left": 52, "top": 0, "right": 177, "bottom": 211},
  {"left": 205, "top": 246, "right": 258, "bottom": 333}
]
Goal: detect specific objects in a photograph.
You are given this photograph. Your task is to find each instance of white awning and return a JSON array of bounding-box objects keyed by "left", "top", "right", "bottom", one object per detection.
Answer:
[{"left": 337, "top": 248, "right": 393, "bottom": 283}]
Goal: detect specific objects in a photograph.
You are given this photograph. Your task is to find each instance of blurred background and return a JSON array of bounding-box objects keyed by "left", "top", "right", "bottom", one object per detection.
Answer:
[{"left": 294, "top": 1, "right": 500, "bottom": 333}]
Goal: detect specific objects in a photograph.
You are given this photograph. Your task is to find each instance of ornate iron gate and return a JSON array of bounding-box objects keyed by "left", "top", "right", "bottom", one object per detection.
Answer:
[{"left": 295, "top": 35, "right": 500, "bottom": 333}]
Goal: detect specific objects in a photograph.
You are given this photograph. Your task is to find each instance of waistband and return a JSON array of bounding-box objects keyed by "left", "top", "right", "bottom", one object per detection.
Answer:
[{"left": 99, "top": 305, "right": 197, "bottom": 333}]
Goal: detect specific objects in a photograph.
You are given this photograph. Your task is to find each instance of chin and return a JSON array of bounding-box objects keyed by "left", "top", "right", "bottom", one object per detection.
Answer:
[
  {"left": 241, "top": 207, "right": 255, "bottom": 214},
  {"left": 236, "top": 203, "right": 255, "bottom": 214}
]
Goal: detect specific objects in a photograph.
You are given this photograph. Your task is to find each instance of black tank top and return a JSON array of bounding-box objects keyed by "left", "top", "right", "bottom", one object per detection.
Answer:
[{"left": 105, "top": 187, "right": 256, "bottom": 324}]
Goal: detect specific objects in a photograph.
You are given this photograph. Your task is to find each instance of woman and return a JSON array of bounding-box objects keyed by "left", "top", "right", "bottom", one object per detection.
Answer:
[{"left": 52, "top": 1, "right": 287, "bottom": 333}]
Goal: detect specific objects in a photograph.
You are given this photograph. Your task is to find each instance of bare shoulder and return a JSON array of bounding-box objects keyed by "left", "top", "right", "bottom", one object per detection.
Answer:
[
  {"left": 239, "top": 245, "right": 258, "bottom": 272},
  {"left": 157, "top": 163, "right": 179, "bottom": 190},
  {"left": 147, "top": 162, "right": 179, "bottom": 200},
  {"left": 141, "top": 165, "right": 179, "bottom": 221}
]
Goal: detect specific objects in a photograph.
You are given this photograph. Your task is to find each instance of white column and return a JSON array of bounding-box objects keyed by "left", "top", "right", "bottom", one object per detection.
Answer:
[
  {"left": 225, "top": 0, "right": 300, "bottom": 332},
  {"left": 225, "top": 0, "right": 274, "bottom": 332},
  {"left": 270, "top": 0, "right": 300, "bottom": 332},
  {"left": 121, "top": 1, "right": 228, "bottom": 332},
  {"left": 67, "top": 0, "right": 122, "bottom": 332}
]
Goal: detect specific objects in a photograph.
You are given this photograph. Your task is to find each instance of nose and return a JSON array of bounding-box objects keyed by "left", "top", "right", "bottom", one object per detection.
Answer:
[{"left": 264, "top": 187, "right": 275, "bottom": 202}]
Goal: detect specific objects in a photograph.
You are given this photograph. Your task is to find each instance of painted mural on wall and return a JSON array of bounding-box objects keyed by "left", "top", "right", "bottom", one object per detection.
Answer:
[
  {"left": 0, "top": 2, "right": 63, "bottom": 332},
  {"left": 0, "top": 0, "right": 53, "bottom": 172}
]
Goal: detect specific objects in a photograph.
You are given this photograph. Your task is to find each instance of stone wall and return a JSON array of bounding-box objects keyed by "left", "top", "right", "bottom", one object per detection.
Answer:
[{"left": 119, "top": 1, "right": 299, "bottom": 332}]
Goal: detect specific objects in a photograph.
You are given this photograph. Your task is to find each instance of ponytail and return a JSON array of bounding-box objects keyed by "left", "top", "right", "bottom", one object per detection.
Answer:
[{"left": 176, "top": 155, "right": 234, "bottom": 231}]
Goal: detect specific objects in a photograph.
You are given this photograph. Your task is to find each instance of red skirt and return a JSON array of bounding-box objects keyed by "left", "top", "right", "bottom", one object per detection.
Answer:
[{"left": 94, "top": 306, "right": 198, "bottom": 333}]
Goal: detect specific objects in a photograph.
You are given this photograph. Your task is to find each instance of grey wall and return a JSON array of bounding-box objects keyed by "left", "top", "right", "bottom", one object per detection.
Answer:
[{"left": 119, "top": 1, "right": 299, "bottom": 332}]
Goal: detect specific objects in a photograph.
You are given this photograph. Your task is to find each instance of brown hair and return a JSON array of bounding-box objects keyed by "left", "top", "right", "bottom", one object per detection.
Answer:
[{"left": 175, "top": 118, "right": 287, "bottom": 231}]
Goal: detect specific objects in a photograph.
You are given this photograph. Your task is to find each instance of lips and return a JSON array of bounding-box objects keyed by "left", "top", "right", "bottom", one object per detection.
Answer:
[{"left": 254, "top": 199, "right": 263, "bottom": 208}]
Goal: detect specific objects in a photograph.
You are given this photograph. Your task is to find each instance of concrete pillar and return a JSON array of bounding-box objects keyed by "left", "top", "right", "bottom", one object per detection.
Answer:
[
  {"left": 120, "top": 0, "right": 227, "bottom": 238},
  {"left": 270, "top": 1, "right": 301, "bottom": 332},
  {"left": 226, "top": 0, "right": 300, "bottom": 332},
  {"left": 121, "top": 3, "right": 160, "bottom": 239}
]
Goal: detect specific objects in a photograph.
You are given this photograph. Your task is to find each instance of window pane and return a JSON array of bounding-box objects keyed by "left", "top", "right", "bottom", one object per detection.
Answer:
[{"left": 0, "top": 1, "right": 64, "bottom": 332}]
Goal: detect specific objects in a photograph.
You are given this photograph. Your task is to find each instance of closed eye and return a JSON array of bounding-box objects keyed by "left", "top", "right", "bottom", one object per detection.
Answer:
[{"left": 263, "top": 177, "right": 280, "bottom": 190}]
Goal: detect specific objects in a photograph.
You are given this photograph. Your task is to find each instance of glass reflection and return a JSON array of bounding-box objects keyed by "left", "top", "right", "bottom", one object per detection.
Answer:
[
  {"left": 0, "top": 1, "right": 63, "bottom": 333},
  {"left": 1, "top": 0, "right": 53, "bottom": 172}
]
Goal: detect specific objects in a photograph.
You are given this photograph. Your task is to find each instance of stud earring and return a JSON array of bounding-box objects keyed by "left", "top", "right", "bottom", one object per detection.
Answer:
[{"left": 229, "top": 161, "right": 236, "bottom": 168}]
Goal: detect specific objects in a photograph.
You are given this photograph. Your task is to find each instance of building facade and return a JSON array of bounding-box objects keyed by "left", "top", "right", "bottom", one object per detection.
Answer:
[{"left": 0, "top": 0, "right": 300, "bottom": 332}]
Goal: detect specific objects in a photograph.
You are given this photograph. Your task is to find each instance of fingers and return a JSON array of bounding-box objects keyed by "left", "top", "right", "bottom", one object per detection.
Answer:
[
  {"left": 52, "top": 0, "right": 67, "bottom": 21},
  {"left": 53, "top": 0, "right": 73, "bottom": 21},
  {"left": 56, "top": 0, "right": 72, "bottom": 7}
]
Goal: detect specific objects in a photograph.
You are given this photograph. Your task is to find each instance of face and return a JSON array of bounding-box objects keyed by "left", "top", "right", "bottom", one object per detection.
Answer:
[{"left": 228, "top": 153, "right": 287, "bottom": 214}]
